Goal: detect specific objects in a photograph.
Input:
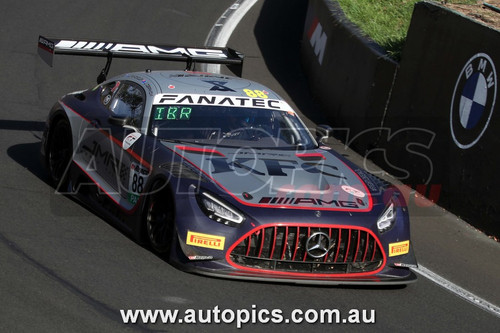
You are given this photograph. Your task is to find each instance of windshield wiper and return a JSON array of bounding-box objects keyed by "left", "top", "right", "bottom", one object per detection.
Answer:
[{"left": 159, "top": 138, "right": 204, "bottom": 145}]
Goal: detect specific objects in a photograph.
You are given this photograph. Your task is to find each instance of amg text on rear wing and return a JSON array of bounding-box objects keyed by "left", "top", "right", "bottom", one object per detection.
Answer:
[{"left": 37, "top": 35, "right": 244, "bottom": 82}]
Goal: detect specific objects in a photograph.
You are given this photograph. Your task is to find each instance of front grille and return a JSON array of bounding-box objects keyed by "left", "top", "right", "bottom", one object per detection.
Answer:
[{"left": 229, "top": 225, "right": 384, "bottom": 274}]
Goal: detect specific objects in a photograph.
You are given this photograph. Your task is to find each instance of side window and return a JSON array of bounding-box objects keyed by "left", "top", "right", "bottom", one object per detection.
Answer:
[{"left": 108, "top": 82, "right": 146, "bottom": 128}]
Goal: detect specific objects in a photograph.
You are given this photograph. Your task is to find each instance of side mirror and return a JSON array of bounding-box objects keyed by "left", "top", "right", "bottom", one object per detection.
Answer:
[
  {"left": 316, "top": 124, "right": 333, "bottom": 143},
  {"left": 108, "top": 116, "right": 130, "bottom": 127}
]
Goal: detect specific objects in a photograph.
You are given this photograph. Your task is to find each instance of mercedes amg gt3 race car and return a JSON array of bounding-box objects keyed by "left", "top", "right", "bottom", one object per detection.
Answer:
[{"left": 38, "top": 36, "right": 417, "bottom": 285}]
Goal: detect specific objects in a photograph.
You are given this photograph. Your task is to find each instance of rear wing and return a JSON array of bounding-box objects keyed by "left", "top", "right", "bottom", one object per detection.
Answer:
[{"left": 37, "top": 35, "right": 244, "bottom": 82}]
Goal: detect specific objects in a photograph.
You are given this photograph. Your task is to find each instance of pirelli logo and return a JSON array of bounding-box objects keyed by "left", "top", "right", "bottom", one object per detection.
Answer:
[
  {"left": 388, "top": 241, "right": 410, "bottom": 257},
  {"left": 186, "top": 231, "right": 225, "bottom": 250}
]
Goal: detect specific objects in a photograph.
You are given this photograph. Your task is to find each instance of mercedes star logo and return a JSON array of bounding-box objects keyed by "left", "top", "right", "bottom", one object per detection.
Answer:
[{"left": 306, "top": 232, "right": 331, "bottom": 258}]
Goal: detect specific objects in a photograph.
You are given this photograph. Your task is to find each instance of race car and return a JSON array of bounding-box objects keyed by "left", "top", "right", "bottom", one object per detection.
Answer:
[{"left": 38, "top": 36, "right": 417, "bottom": 285}]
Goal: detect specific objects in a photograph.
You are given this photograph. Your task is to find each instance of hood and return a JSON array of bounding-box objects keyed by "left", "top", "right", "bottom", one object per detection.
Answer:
[{"left": 162, "top": 142, "right": 373, "bottom": 212}]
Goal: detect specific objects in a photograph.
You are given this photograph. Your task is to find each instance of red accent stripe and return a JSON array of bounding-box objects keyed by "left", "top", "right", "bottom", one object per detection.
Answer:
[
  {"left": 38, "top": 43, "right": 54, "bottom": 54},
  {"left": 61, "top": 101, "right": 91, "bottom": 123},
  {"left": 371, "top": 238, "right": 377, "bottom": 262},
  {"left": 362, "top": 232, "right": 370, "bottom": 262},
  {"left": 353, "top": 230, "right": 361, "bottom": 262},
  {"left": 292, "top": 227, "right": 300, "bottom": 261},
  {"left": 295, "top": 153, "right": 325, "bottom": 160},
  {"left": 73, "top": 162, "right": 139, "bottom": 214},
  {"left": 175, "top": 145, "right": 225, "bottom": 157},
  {"left": 61, "top": 101, "right": 152, "bottom": 170},
  {"left": 258, "top": 230, "right": 265, "bottom": 258},
  {"left": 303, "top": 227, "right": 311, "bottom": 262},
  {"left": 269, "top": 227, "right": 277, "bottom": 259},
  {"left": 61, "top": 101, "right": 151, "bottom": 214},
  {"left": 344, "top": 229, "right": 352, "bottom": 263},
  {"left": 334, "top": 229, "right": 342, "bottom": 262},
  {"left": 245, "top": 235, "right": 251, "bottom": 256},
  {"left": 226, "top": 223, "right": 387, "bottom": 278},
  {"left": 324, "top": 228, "right": 332, "bottom": 263},
  {"left": 100, "top": 130, "right": 152, "bottom": 170},
  {"left": 281, "top": 226, "right": 288, "bottom": 260},
  {"left": 164, "top": 142, "right": 373, "bottom": 212}
]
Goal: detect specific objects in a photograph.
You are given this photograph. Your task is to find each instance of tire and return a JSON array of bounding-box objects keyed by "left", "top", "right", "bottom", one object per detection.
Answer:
[
  {"left": 144, "top": 182, "right": 176, "bottom": 255},
  {"left": 47, "top": 118, "right": 73, "bottom": 190}
]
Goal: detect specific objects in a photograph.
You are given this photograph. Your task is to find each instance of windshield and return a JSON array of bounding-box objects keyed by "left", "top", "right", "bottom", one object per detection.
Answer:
[{"left": 150, "top": 105, "right": 317, "bottom": 149}]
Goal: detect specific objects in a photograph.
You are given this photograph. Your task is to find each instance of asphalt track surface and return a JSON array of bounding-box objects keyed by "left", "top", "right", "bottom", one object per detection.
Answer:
[{"left": 1, "top": 0, "right": 499, "bottom": 331}]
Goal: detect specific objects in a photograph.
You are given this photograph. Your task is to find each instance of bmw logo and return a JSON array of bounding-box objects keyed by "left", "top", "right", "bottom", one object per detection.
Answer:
[{"left": 450, "top": 53, "right": 497, "bottom": 149}]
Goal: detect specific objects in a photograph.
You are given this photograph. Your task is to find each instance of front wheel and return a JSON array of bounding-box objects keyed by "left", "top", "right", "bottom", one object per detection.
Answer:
[{"left": 145, "top": 183, "right": 176, "bottom": 255}]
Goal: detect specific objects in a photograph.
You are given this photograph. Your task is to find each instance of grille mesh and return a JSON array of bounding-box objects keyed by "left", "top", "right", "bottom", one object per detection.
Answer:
[{"left": 229, "top": 226, "right": 384, "bottom": 274}]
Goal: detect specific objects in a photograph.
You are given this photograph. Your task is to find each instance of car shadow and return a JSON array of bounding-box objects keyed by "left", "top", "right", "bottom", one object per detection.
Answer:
[
  {"left": 253, "top": 0, "right": 328, "bottom": 126},
  {"left": 3, "top": 120, "right": 52, "bottom": 187}
]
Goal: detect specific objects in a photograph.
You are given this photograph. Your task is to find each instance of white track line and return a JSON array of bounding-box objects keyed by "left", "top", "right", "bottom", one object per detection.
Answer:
[
  {"left": 205, "top": 0, "right": 500, "bottom": 321},
  {"left": 413, "top": 265, "right": 500, "bottom": 318},
  {"left": 203, "top": 0, "right": 258, "bottom": 74}
]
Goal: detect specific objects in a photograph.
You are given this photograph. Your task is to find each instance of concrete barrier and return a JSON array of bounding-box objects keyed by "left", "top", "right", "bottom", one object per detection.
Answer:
[
  {"left": 301, "top": 0, "right": 500, "bottom": 236},
  {"left": 300, "top": 0, "right": 398, "bottom": 153},
  {"left": 382, "top": 1, "right": 500, "bottom": 236}
]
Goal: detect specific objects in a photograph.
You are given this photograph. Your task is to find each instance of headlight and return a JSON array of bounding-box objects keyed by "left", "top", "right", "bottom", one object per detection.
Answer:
[
  {"left": 377, "top": 201, "right": 396, "bottom": 233},
  {"left": 197, "top": 192, "right": 245, "bottom": 227}
]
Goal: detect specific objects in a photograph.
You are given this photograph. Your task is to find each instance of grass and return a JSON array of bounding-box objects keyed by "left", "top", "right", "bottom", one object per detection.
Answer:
[{"left": 336, "top": 0, "right": 478, "bottom": 60}]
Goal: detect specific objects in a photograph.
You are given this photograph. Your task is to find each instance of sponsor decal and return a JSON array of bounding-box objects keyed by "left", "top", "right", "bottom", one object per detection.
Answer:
[
  {"left": 393, "top": 262, "right": 417, "bottom": 268},
  {"left": 153, "top": 93, "right": 292, "bottom": 111},
  {"left": 186, "top": 231, "right": 225, "bottom": 250},
  {"left": 242, "top": 192, "right": 253, "bottom": 200},
  {"left": 54, "top": 40, "right": 229, "bottom": 59},
  {"left": 243, "top": 89, "right": 268, "bottom": 98},
  {"left": 162, "top": 140, "right": 373, "bottom": 211},
  {"left": 103, "top": 94, "right": 112, "bottom": 105},
  {"left": 187, "top": 255, "right": 214, "bottom": 261},
  {"left": 127, "top": 193, "right": 139, "bottom": 205},
  {"left": 38, "top": 36, "right": 55, "bottom": 52},
  {"left": 122, "top": 132, "right": 141, "bottom": 150},
  {"left": 258, "top": 196, "right": 362, "bottom": 208},
  {"left": 308, "top": 17, "right": 327, "bottom": 65},
  {"left": 207, "top": 156, "right": 346, "bottom": 178},
  {"left": 450, "top": 53, "right": 497, "bottom": 149},
  {"left": 129, "top": 162, "right": 149, "bottom": 196},
  {"left": 388, "top": 240, "right": 410, "bottom": 257},
  {"left": 341, "top": 185, "right": 366, "bottom": 198},
  {"left": 204, "top": 80, "right": 236, "bottom": 92},
  {"left": 38, "top": 36, "right": 55, "bottom": 66},
  {"left": 81, "top": 140, "right": 128, "bottom": 177},
  {"left": 354, "top": 168, "right": 379, "bottom": 194}
]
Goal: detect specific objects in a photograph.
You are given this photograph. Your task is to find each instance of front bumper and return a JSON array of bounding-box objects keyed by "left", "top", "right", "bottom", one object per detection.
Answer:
[
  {"left": 171, "top": 221, "right": 417, "bottom": 285},
  {"left": 173, "top": 260, "right": 417, "bottom": 285},
  {"left": 170, "top": 186, "right": 417, "bottom": 285}
]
